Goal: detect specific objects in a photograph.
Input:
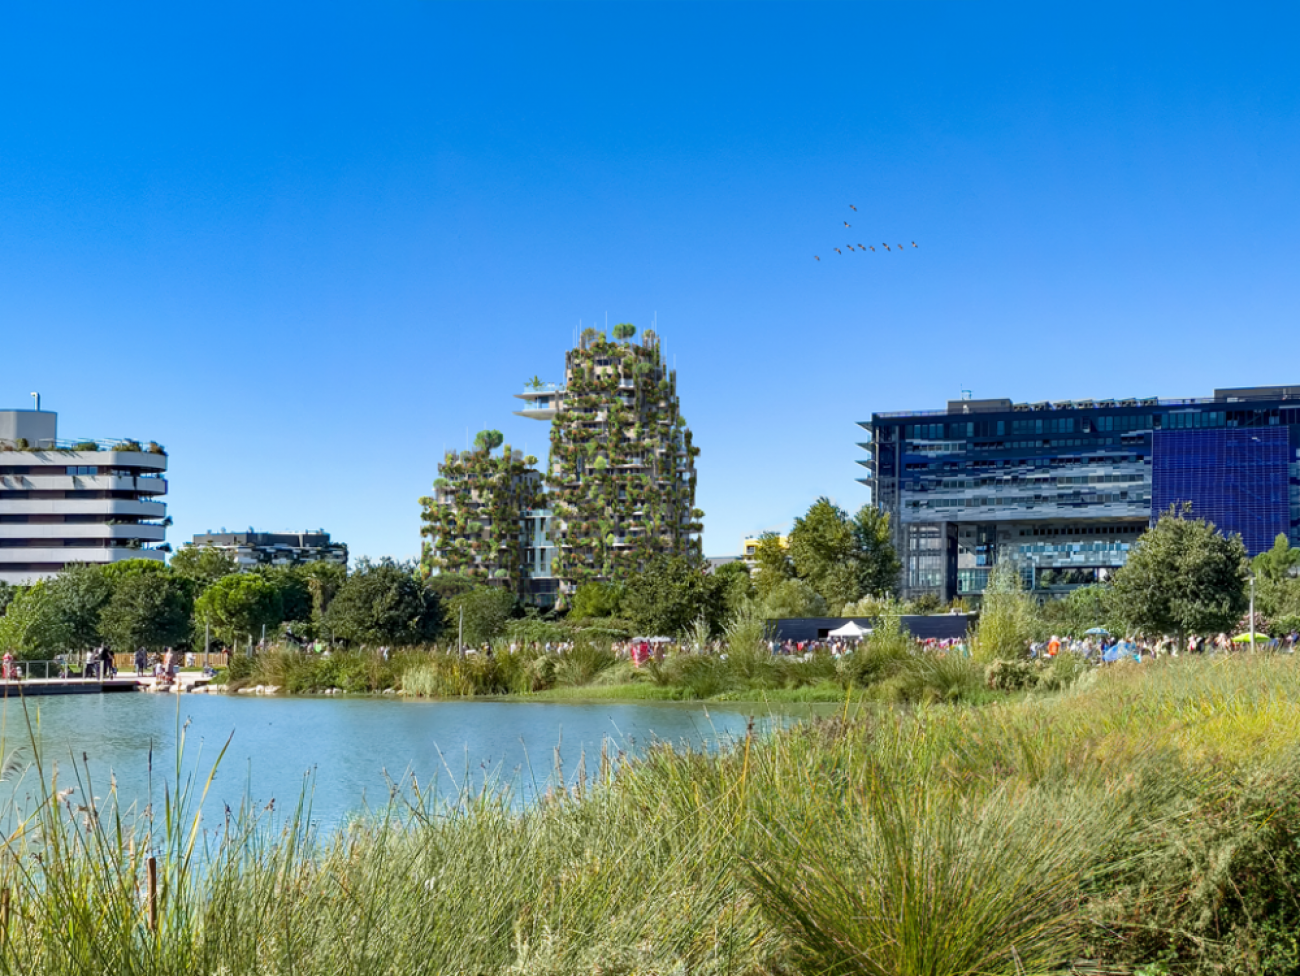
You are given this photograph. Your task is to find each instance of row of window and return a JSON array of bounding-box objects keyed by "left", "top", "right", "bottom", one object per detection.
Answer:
[
  {"left": 1018, "top": 541, "right": 1132, "bottom": 555},
  {"left": 0, "top": 539, "right": 156, "bottom": 548},
  {"left": 898, "top": 408, "right": 1290, "bottom": 443},
  {"left": 928, "top": 473, "right": 1145, "bottom": 490},
  {"left": 1165, "top": 410, "right": 1228, "bottom": 430},
  {"left": 1023, "top": 524, "right": 1142, "bottom": 536},
  {"left": 912, "top": 491, "right": 1144, "bottom": 509},
  {"left": 0, "top": 490, "right": 160, "bottom": 501}
]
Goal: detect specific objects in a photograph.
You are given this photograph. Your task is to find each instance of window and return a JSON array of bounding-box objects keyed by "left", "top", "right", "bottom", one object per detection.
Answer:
[{"left": 65, "top": 466, "right": 97, "bottom": 476}]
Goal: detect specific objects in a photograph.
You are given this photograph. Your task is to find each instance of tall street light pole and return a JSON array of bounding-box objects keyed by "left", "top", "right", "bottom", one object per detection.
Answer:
[{"left": 1250, "top": 573, "right": 1256, "bottom": 653}]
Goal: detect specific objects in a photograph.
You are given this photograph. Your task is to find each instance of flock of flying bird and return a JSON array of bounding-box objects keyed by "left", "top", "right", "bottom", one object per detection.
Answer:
[{"left": 814, "top": 204, "right": 917, "bottom": 260}]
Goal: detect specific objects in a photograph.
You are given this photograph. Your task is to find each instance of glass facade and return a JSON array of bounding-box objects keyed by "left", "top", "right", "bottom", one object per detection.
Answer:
[
  {"left": 1151, "top": 428, "right": 1290, "bottom": 556},
  {"left": 862, "top": 387, "right": 1300, "bottom": 601}
]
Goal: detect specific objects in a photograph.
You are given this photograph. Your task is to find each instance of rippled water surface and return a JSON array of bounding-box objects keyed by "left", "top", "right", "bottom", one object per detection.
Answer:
[{"left": 0, "top": 693, "right": 806, "bottom": 825}]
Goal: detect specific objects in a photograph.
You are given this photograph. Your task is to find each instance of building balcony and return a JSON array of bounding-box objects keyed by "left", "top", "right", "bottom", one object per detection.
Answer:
[
  {"left": 0, "top": 523, "right": 167, "bottom": 542},
  {"left": 0, "top": 546, "right": 165, "bottom": 566},
  {"left": 0, "top": 449, "right": 167, "bottom": 472},
  {"left": 0, "top": 474, "right": 169, "bottom": 494},
  {"left": 0, "top": 498, "right": 166, "bottom": 518}
]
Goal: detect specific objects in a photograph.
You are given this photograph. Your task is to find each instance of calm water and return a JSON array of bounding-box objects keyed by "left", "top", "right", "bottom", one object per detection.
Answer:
[{"left": 0, "top": 693, "right": 804, "bottom": 826}]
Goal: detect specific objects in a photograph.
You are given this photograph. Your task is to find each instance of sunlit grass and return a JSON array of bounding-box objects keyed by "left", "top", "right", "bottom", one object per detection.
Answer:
[{"left": 0, "top": 655, "right": 1298, "bottom": 973}]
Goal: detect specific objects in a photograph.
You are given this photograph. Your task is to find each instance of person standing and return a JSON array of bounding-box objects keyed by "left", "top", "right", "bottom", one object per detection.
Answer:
[{"left": 134, "top": 646, "right": 147, "bottom": 676}]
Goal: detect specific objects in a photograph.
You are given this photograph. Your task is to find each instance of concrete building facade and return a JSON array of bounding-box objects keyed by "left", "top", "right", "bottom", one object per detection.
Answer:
[{"left": 0, "top": 409, "right": 169, "bottom": 584}]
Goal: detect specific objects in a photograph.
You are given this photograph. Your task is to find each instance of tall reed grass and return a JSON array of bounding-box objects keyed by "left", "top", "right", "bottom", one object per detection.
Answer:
[{"left": 2, "top": 656, "right": 1298, "bottom": 973}]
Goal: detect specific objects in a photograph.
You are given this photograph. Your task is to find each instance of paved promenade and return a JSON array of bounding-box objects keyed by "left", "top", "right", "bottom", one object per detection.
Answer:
[{"left": 0, "top": 673, "right": 213, "bottom": 696}]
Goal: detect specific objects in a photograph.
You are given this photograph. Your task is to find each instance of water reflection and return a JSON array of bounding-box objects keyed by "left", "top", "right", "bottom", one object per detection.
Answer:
[{"left": 0, "top": 694, "right": 811, "bottom": 827}]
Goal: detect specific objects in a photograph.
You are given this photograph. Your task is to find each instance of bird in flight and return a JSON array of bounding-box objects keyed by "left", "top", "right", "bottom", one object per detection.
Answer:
[
  {"left": 843, "top": 221, "right": 851, "bottom": 228},
  {"left": 912, "top": 241, "right": 918, "bottom": 247},
  {"left": 883, "top": 243, "right": 891, "bottom": 251},
  {"left": 869, "top": 245, "right": 875, "bottom": 251},
  {"left": 814, "top": 255, "right": 820, "bottom": 261},
  {"left": 898, "top": 244, "right": 904, "bottom": 250},
  {"left": 834, "top": 247, "right": 842, "bottom": 254},
  {"left": 849, "top": 204, "right": 857, "bottom": 211},
  {"left": 847, "top": 244, "right": 856, "bottom": 251}
]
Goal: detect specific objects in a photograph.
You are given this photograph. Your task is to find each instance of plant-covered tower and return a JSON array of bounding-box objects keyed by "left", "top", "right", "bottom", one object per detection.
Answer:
[
  {"left": 418, "top": 430, "right": 542, "bottom": 596},
  {"left": 526, "top": 326, "right": 702, "bottom": 592}
]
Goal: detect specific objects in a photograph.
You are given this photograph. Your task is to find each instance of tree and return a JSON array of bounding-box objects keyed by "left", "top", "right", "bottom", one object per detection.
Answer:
[
  {"left": 46, "top": 564, "right": 113, "bottom": 651},
  {"left": 256, "top": 566, "right": 313, "bottom": 626},
  {"left": 299, "top": 561, "right": 348, "bottom": 630},
  {"left": 473, "top": 429, "right": 504, "bottom": 453},
  {"left": 788, "top": 498, "right": 860, "bottom": 609},
  {"left": 612, "top": 322, "right": 636, "bottom": 341},
  {"left": 751, "top": 532, "right": 794, "bottom": 598},
  {"left": 424, "top": 572, "right": 478, "bottom": 603},
  {"left": 1251, "top": 534, "right": 1300, "bottom": 583},
  {"left": 0, "top": 582, "right": 14, "bottom": 617},
  {"left": 324, "top": 563, "right": 440, "bottom": 645},
  {"left": 1109, "top": 504, "right": 1248, "bottom": 640},
  {"left": 568, "top": 581, "right": 623, "bottom": 620},
  {"left": 851, "top": 505, "right": 901, "bottom": 597},
  {"left": 712, "top": 560, "right": 756, "bottom": 613},
  {"left": 759, "top": 578, "right": 828, "bottom": 620},
  {"left": 195, "top": 574, "right": 284, "bottom": 647},
  {"left": 622, "top": 556, "right": 726, "bottom": 637},
  {"left": 1038, "top": 584, "right": 1117, "bottom": 639},
  {"left": 445, "top": 587, "right": 515, "bottom": 646},
  {"left": 169, "top": 546, "right": 239, "bottom": 588},
  {"left": 0, "top": 582, "right": 65, "bottom": 659},
  {"left": 99, "top": 558, "right": 171, "bottom": 583},
  {"left": 99, "top": 572, "right": 193, "bottom": 652}
]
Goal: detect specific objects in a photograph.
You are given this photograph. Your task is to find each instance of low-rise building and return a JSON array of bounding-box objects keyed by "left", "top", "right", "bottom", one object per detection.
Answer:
[
  {"left": 0, "top": 407, "right": 170, "bottom": 584},
  {"left": 185, "top": 530, "right": 348, "bottom": 570}
]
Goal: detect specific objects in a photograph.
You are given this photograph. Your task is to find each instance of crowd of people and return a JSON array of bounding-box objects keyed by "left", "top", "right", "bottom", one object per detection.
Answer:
[{"left": 1033, "top": 630, "right": 1300, "bottom": 663}]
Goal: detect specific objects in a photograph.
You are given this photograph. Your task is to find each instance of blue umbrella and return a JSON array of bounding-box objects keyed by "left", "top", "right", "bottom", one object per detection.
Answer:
[
  {"left": 1085, "top": 627, "right": 1110, "bottom": 636},
  {"left": 1102, "top": 643, "right": 1124, "bottom": 663}
]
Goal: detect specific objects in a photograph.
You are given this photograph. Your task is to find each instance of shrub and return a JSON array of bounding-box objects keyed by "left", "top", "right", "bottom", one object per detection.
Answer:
[
  {"left": 984, "top": 658, "right": 1038, "bottom": 691},
  {"left": 970, "top": 564, "right": 1038, "bottom": 662}
]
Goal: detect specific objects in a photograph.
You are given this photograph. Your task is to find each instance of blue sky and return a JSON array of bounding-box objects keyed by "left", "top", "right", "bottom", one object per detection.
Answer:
[{"left": 2, "top": 2, "right": 1298, "bottom": 561}]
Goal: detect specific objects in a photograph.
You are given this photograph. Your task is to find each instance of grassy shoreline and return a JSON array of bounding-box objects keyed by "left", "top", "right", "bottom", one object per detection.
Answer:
[
  {"left": 2, "top": 655, "right": 1299, "bottom": 974},
  {"left": 217, "top": 634, "right": 1052, "bottom": 705}
]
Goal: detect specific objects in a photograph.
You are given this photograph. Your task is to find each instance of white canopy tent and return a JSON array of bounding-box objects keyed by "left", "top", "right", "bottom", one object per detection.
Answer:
[{"left": 828, "top": 621, "right": 872, "bottom": 639}]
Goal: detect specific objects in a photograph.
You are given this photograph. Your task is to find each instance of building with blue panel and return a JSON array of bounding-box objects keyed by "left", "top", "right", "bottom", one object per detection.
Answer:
[
  {"left": 859, "top": 385, "right": 1300, "bottom": 602},
  {"left": 1151, "top": 428, "right": 1291, "bottom": 556}
]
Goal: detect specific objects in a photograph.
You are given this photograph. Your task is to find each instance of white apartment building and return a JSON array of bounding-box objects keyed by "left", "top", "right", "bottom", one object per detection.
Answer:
[{"left": 0, "top": 408, "right": 169, "bottom": 585}]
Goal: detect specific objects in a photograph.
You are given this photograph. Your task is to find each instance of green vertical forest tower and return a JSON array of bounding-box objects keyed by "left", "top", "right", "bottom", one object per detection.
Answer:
[
  {"left": 543, "top": 326, "right": 702, "bottom": 590},
  {"left": 418, "top": 431, "right": 542, "bottom": 596}
]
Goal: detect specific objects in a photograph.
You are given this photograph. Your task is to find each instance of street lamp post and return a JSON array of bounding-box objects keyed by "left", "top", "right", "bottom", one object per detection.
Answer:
[{"left": 1250, "top": 574, "right": 1257, "bottom": 652}]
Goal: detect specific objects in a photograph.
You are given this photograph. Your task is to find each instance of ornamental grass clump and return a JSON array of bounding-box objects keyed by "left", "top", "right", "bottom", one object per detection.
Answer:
[
  {"left": 970, "top": 563, "right": 1038, "bottom": 663},
  {"left": 749, "top": 778, "right": 1126, "bottom": 976}
]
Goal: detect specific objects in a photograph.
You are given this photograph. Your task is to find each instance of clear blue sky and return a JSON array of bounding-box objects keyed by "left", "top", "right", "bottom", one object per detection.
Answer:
[{"left": 3, "top": 2, "right": 1298, "bottom": 561}]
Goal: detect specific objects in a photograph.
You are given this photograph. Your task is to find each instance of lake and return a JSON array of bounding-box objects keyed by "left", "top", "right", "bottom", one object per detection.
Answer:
[{"left": 0, "top": 693, "right": 809, "bottom": 827}]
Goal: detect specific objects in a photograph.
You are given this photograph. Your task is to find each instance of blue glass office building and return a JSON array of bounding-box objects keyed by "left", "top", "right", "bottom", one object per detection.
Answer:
[{"left": 859, "top": 386, "right": 1300, "bottom": 602}]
